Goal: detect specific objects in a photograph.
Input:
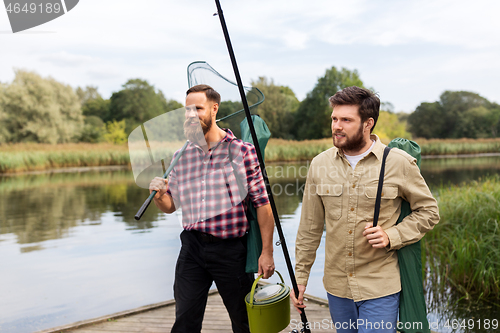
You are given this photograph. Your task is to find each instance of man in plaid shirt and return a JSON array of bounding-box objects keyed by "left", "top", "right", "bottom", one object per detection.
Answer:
[{"left": 149, "top": 84, "right": 275, "bottom": 333}]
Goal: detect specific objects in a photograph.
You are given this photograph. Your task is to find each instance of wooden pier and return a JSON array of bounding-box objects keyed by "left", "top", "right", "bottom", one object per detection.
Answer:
[{"left": 37, "top": 289, "right": 336, "bottom": 333}]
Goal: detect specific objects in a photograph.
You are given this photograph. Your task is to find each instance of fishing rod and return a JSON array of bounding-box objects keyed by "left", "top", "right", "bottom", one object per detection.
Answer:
[
  {"left": 134, "top": 140, "right": 189, "bottom": 220},
  {"left": 214, "top": 1, "right": 311, "bottom": 332}
]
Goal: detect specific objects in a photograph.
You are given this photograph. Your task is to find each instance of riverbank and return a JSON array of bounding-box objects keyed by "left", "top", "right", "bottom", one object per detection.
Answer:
[
  {"left": 423, "top": 175, "right": 500, "bottom": 303},
  {"left": 1, "top": 138, "right": 500, "bottom": 174},
  {"left": 0, "top": 143, "right": 129, "bottom": 174}
]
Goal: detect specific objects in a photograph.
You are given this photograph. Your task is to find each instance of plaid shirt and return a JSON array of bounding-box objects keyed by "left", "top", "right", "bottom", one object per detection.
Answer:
[{"left": 167, "top": 129, "right": 269, "bottom": 239}]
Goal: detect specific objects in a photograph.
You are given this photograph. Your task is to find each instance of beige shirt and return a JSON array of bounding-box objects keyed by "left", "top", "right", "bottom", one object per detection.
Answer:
[{"left": 295, "top": 135, "right": 439, "bottom": 302}]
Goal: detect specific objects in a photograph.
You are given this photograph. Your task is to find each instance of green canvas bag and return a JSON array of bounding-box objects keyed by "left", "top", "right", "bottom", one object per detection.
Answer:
[
  {"left": 388, "top": 138, "right": 430, "bottom": 333},
  {"left": 240, "top": 114, "right": 271, "bottom": 273}
]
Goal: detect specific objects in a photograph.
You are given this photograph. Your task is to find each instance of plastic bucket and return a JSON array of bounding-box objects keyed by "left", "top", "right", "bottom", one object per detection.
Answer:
[{"left": 245, "top": 271, "right": 290, "bottom": 333}]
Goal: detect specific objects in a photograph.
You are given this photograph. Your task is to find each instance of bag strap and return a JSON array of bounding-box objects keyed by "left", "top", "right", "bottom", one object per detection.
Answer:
[
  {"left": 227, "top": 139, "right": 254, "bottom": 221},
  {"left": 373, "top": 146, "right": 392, "bottom": 228}
]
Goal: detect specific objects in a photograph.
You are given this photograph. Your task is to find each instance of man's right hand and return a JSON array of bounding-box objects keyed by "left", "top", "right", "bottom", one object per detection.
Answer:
[
  {"left": 149, "top": 177, "right": 168, "bottom": 200},
  {"left": 290, "top": 284, "right": 307, "bottom": 314}
]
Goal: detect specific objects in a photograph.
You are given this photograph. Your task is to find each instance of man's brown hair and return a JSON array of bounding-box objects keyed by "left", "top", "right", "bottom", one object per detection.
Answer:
[
  {"left": 186, "top": 84, "right": 221, "bottom": 105},
  {"left": 329, "top": 86, "right": 380, "bottom": 132}
]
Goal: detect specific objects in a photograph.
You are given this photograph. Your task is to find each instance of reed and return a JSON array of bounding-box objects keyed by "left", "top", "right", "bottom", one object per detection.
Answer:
[
  {"left": 2, "top": 137, "right": 500, "bottom": 173},
  {"left": 417, "top": 138, "right": 500, "bottom": 156},
  {"left": 0, "top": 143, "right": 129, "bottom": 173},
  {"left": 265, "top": 138, "right": 332, "bottom": 162},
  {"left": 423, "top": 175, "right": 500, "bottom": 301},
  {"left": 265, "top": 138, "right": 500, "bottom": 162}
]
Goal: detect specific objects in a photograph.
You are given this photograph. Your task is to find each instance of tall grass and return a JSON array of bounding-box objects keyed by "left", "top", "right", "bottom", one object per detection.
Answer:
[
  {"left": 0, "top": 143, "right": 129, "bottom": 173},
  {"left": 417, "top": 138, "right": 500, "bottom": 156},
  {"left": 265, "top": 138, "right": 500, "bottom": 162},
  {"left": 423, "top": 175, "right": 500, "bottom": 301},
  {"left": 2, "top": 138, "right": 500, "bottom": 173},
  {"left": 265, "top": 138, "right": 332, "bottom": 161}
]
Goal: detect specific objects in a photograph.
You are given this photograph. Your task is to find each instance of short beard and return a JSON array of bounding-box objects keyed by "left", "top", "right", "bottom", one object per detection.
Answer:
[
  {"left": 183, "top": 114, "right": 212, "bottom": 145},
  {"left": 333, "top": 123, "right": 366, "bottom": 153}
]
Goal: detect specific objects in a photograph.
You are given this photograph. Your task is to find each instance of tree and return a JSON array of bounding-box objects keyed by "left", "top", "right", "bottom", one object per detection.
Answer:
[
  {"left": 407, "top": 91, "right": 498, "bottom": 139},
  {"left": 108, "top": 79, "right": 182, "bottom": 134},
  {"left": 76, "top": 85, "right": 111, "bottom": 121},
  {"left": 0, "top": 83, "right": 10, "bottom": 144},
  {"left": 216, "top": 100, "right": 244, "bottom": 137},
  {"left": 375, "top": 111, "right": 412, "bottom": 141},
  {"left": 440, "top": 91, "right": 491, "bottom": 138},
  {"left": 460, "top": 106, "right": 500, "bottom": 138},
  {"left": 251, "top": 77, "right": 300, "bottom": 139},
  {"left": 407, "top": 102, "right": 446, "bottom": 139},
  {"left": 293, "top": 66, "right": 365, "bottom": 140},
  {"left": 2, "top": 70, "right": 83, "bottom": 144},
  {"left": 80, "top": 116, "right": 106, "bottom": 143},
  {"left": 76, "top": 85, "right": 101, "bottom": 104},
  {"left": 489, "top": 106, "right": 500, "bottom": 137},
  {"left": 103, "top": 120, "right": 127, "bottom": 144}
]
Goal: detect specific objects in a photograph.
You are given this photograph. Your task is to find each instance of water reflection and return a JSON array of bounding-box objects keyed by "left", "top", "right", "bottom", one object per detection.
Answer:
[
  {"left": 1, "top": 155, "right": 500, "bottom": 333},
  {"left": 421, "top": 155, "right": 500, "bottom": 188},
  {"left": 0, "top": 169, "right": 182, "bottom": 333},
  {"left": 266, "top": 162, "right": 308, "bottom": 217},
  {"left": 0, "top": 170, "right": 168, "bottom": 248}
]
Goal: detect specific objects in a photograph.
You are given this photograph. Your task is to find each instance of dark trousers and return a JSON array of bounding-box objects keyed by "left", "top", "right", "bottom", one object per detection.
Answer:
[{"left": 171, "top": 230, "right": 254, "bottom": 333}]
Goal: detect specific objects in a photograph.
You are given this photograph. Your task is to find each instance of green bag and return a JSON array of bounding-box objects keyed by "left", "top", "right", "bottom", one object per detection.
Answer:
[
  {"left": 388, "top": 138, "right": 430, "bottom": 333},
  {"left": 240, "top": 114, "right": 271, "bottom": 273}
]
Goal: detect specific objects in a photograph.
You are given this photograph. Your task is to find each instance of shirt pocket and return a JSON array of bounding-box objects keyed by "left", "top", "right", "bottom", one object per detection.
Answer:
[
  {"left": 363, "top": 185, "right": 399, "bottom": 221},
  {"left": 316, "top": 184, "right": 343, "bottom": 220}
]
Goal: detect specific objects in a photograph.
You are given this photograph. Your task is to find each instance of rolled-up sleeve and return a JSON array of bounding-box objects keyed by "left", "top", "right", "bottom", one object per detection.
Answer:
[
  {"left": 385, "top": 158, "right": 440, "bottom": 250},
  {"left": 295, "top": 164, "right": 325, "bottom": 286},
  {"left": 244, "top": 145, "right": 269, "bottom": 208}
]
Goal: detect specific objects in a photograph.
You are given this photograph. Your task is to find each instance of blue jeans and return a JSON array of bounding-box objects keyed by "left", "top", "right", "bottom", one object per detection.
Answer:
[{"left": 327, "top": 292, "right": 400, "bottom": 333}]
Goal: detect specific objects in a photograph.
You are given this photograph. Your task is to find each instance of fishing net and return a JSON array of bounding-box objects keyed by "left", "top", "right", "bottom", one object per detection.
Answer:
[
  {"left": 187, "top": 61, "right": 265, "bottom": 138},
  {"left": 128, "top": 106, "right": 190, "bottom": 190}
]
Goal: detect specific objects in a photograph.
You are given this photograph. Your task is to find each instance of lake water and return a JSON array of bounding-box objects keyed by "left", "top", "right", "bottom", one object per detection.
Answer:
[{"left": 1, "top": 155, "right": 500, "bottom": 333}]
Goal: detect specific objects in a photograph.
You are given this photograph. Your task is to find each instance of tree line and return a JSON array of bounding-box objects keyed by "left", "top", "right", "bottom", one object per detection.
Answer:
[{"left": 1, "top": 68, "right": 498, "bottom": 144}]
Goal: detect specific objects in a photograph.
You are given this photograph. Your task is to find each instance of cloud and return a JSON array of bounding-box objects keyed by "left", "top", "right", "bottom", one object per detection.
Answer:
[
  {"left": 2, "top": 0, "right": 500, "bottom": 113},
  {"left": 87, "top": 68, "right": 121, "bottom": 80},
  {"left": 39, "top": 51, "right": 95, "bottom": 67}
]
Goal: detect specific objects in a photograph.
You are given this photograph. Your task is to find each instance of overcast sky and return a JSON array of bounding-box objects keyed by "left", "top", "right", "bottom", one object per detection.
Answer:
[{"left": 1, "top": 0, "right": 499, "bottom": 112}]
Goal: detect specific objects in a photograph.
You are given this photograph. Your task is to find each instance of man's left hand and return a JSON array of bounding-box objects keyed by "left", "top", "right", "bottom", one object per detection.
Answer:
[
  {"left": 363, "top": 223, "right": 390, "bottom": 248},
  {"left": 258, "top": 253, "right": 275, "bottom": 279}
]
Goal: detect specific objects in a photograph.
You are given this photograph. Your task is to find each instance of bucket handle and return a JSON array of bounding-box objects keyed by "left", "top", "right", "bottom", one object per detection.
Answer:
[{"left": 249, "top": 270, "right": 285, "bottom": 306}]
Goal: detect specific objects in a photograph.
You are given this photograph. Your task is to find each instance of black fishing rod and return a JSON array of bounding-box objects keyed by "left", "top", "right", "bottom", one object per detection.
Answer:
[{"left": 214, "top": 1, "right": 311, "bottom": 332}]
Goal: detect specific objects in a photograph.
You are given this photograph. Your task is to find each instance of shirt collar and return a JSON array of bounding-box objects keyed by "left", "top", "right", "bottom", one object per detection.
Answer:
[
  {"left": 333, "top": 134, "right": 385, "bottom": 161},
  {"left": 370, "top": 134, "right": 386, "bottom": 161},
  {"left": 188, "top": 128, "right": 236, "bottom": 152}
]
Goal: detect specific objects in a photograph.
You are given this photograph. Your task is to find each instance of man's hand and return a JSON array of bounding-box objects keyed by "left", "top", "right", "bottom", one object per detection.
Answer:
[
  {"left": 290, "top": 284, "right": 307, "bottom": 314},
  {"left": 258, "top": 252, "right": 274, "bottom": 279},
  {"left": 149, "top": 177, "right": 168, "bottom": 200},
  {"left": 363, "top": 222, "right": 390, "bottom": 248}
]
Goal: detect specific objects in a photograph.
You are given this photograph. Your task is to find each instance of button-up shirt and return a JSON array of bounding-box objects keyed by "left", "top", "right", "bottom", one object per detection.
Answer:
[
  {"left": 295, "top": 135, "right": 439, "bottom": 301},
  {"left": 167, "top": 129, "right": 269, "bottom": 239}
]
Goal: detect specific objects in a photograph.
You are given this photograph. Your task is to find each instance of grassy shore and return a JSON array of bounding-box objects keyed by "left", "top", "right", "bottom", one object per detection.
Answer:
[
  {"left": 265, "top": 137, "right": 500, "bottom": 161},
  {"left": 0, "top": 143, "right": 129, "bottom": 174},
  {"left": 423, "top": 175, "right": 500, "bottom": 301},
  {"left": 417, "top": 138, "right": 500, "bottom": 156},
  {"left": 1, "top": 138, "right": 500, "bottom": 173}
]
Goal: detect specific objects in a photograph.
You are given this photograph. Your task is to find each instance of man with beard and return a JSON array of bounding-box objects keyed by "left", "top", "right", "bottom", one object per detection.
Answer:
[
  {"left": 290, "top": 86, "right": 439, "bottom": 333},
  {"left": 149, "top": 84, "right": 274, "bottom": 333}
]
